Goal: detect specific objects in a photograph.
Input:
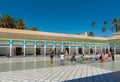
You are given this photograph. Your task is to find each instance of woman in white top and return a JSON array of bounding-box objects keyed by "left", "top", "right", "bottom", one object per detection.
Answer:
[{"left": 60, "top": 52, "right": 65, "bottom": 65}]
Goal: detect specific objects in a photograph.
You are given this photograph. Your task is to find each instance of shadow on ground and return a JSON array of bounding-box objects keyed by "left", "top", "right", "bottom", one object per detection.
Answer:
[{"left": 64, "top": 71, "right": 120, "bottom": 82}]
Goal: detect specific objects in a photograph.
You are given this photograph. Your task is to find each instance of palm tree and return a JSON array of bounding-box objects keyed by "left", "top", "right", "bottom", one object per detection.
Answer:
[
  {"left": 31, "top": 26, "right": 38, "bottom": 31},
  {"left": 104, "top": 21, "right": 107, "bottom": 37},
  {"left": 112, "top": 18, "right": 120, "bottom": 32},
  {"left": 88, "top": 32, "right": 94, "bottom": 36},
  {"left": 102, "top": 28, "right": 106, "bottom": 37},
  {"left": 0, "top": 15, "right": 15, "bottom": 28},
  {"left": 77, "top": 33, "right": 81, "bottom": 35},
  {"left": 91, "top": 22, "right": 95, "bottom": 36},
  {"left": 15, "top": 18, "right": 26, "bottom": 29}
]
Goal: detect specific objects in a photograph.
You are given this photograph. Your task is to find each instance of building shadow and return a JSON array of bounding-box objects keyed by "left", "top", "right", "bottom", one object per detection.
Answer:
[{"left": 63, "top": 71, "right": 120, "bottom": 82}]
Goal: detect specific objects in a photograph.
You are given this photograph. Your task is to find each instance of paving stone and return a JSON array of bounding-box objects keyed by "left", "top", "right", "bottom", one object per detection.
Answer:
[{"left": 0, "top": 56, "right": 120, "bottom": 82}]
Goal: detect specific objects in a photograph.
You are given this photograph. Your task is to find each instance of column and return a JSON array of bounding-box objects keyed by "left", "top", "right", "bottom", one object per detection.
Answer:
[
  {"left": 61, "top": 42, "right": 64, "bottom": 52},
  {"left": 8, "top": 40, "right": 15, "bottom": 57},
  {"left": 105, "top": 44, "right": 106, "bottom": 54},
  {"left": 34, "top": 44, "right": 36, "bottom": 56},
  {"left": 76, "top": 42, "right": 79, "bottom": 54},
  {"left": 94, "top": 43, "right": 96, "bottom": 54},
  {"left": 10, "top": 42, "right": 12, "bottom": 57},
  {"left": 44, "top": 41, "right": 47, "bottom": 55},
  {"left": 114, "top": 45, "right": 116, "bottom": 54},
  {"left": 34, "top": 40, "right": 37, "bottom": 56},
  {"left": 76, "top": 46, "right": 78, "bottom": 54},
  {"left": 89, "top": 43, "right": 91, "bottom": 54},
  {"left": 108, "top": 45, "right": 110, "bottom": 53},
  {"left": 69, "top": 45, "right": 71, "bottom": 55},
  {"left": 69, "top": 42, "right": 72, "bottom": 55},
  {"left": 101, "top": 44, "right": 102, "bottom": 54},
  {"left": 23, "top": 40, "right": 26, "bottom": 56},
  {"left": 52, "top": 41, "right": 56, "bottom": 55},
  {"left": 44, "top": 45, "right": 46, "bottom": 55},
  {"left": 89, "top": 46, "right": 90, "bottom": 54},
  {"left": 82, "top": 42, "right": 85, "bottom": 54}
]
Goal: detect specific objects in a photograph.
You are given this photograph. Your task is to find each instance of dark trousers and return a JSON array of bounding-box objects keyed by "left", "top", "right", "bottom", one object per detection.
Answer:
[{"left": 112, "top": 56, "right": 114, "bottom": 61}]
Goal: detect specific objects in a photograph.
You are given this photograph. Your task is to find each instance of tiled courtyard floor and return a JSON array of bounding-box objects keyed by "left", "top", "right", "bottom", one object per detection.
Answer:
[{"left": 0, "top": 55, "right": 120, "bottom": 82}]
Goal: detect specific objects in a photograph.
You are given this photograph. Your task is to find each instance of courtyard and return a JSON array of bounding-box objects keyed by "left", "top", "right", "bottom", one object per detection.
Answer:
[{"left": 0, "top": 54, "right": 120, "bottom": 82}]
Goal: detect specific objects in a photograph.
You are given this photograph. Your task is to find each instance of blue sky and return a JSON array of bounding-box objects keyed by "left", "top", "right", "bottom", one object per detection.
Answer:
[{"left": 0, "top": 0, "right": 120, "bottom": 37}]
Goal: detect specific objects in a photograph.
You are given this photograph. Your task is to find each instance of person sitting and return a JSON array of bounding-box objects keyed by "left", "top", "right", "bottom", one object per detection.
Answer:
[
  {"left": 108, "top": 52, "right": 111, "bottom": 57},
  {"left": 99, "top": 54, "right": 103, "bottom": 63},
  {"left": 99, "top": 51, "right": 105, "bottom": 63},
  {"left": 99, "top": 51, "right": 111, "bottom": 63}
]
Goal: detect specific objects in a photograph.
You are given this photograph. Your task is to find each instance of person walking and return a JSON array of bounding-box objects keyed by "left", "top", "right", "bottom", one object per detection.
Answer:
[
  {"left": 60, "top": 52, "right": 65, "bottom": 65},
  {"left": 71, "top": 53, "right": 76, "bottom": 64},
  {"left": 49, "top": 49, "right": 54, "bottom": 64},
  {"left": 111, "top": 50, "right": 115, "bottom": 61}
]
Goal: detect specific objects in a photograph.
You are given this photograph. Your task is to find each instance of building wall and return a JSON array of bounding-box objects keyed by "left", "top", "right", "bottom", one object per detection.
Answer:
[
  {"left": 25, "top": 48, "right": 34, "bottom": 55},
  {"left": 0, "top": 47, "right": 9, "bottom": 55}
]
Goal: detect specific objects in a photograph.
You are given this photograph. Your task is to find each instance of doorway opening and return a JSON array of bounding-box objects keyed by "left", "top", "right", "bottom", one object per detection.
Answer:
[{"left": 16, "top": 47, "right": 22, "bottom": 56}]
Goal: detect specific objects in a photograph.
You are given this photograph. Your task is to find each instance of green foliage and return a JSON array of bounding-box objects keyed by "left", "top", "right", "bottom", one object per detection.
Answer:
[
  {"left": 104, "top": 21, "right": 107, "bottom": 25},
  {"left": 31, "top": 26, "right": 38, "bottom": 31},
  {"left": 92, "top": 22, "right": 95, "bottom": 27},
  {"left": 112, "top": 18, "right": 120, "bottom": 32},
  {"left": 88, "top": 32, "right": 94, "bottom": 36},
  {"left": 16, "top": 18, "right": 26, "bottom": 29},
  {"left": 0, "top": 15, "right": 27, "bottom": 29},
  {"left": 0, "top": 15, "right": 16, "bottom": 28}
]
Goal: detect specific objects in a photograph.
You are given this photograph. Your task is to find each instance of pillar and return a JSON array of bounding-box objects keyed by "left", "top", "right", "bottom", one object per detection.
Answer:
[
  {"left": 10, "top": 43, "right": 12, "bottom": 57},
  {"left": 34, "top": 40, "right": 37, "bottom": 56},
  {"left": 83, "top": 46, "right": 84, "bottom": 54},
  {"left": 34, "top": 44, "right": 36, "bottom": 56},
  {"left": 114, "top": 45, "right": 116, "bottom": 54},
  {"left": 23, "top": 40, "right": 26, "bottom": 56},
  {"left": 94, "top": 43, "right": 96, "bottom": 54},
  {"left": 52, "top": 41, "right": 56, "bottom": 55},
  {"left": 76, "top": 46, "right": 78, "bottom": 54},
  {"left": 9, "top": 40, "right": 14, "bottom": 57},
  {"left": 53, "top": 45, "right": 55, "bottom": 55},
  {"left": 44, "top": 45, "right": 46, "bottom": 55},
  {"left": 69, "top": 42, "right": 72, "bottom": 55},
  {"left": 61, "top": 45, "right": 63, "bottom": 52},
  {"left": 89, "top": 44, "right": 91, "bottom": 54},
  {"left": 105, "top": 44, "right": 106, "bottom": 54},
  {"left": 101, "top": 44, "right": 102, "bottom": 54},
  {"left": 44, "top": 41, "right": 47, "bottom": 55},
  {"left": 61, "top": 42, "right": 64, "bottom": 52},
  {"left": 69, "top": 45, "right": 71, "bottom": 55},
  {"left": 108, "top": 45, "right": 110, "bottom": 53},
  {"left": 82, "top": 42, "right": 85, "bottom": 54}
]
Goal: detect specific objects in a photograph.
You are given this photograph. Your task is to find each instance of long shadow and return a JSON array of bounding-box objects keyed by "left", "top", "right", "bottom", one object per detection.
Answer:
[{"left": 63, "top": 71, "right": 120, "bottom": 82}]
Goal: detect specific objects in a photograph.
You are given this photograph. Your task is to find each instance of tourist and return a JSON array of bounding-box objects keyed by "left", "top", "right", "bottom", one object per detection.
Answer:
[
  {"left": 111, "top": 50, "right": 115, "bottom": 61},
  {"left": 60, "top": 52, "right": 65, "bottom": 65},
  {"left": 49, "top": 49, "right": 54, "bottom": 64},
  {"left": 71, "top": 53, "right": 76, "bottom": 64},
  {"left": 108, "top": 52, "right": 111, "bottom": 57},
  {"left": 99, "top": 52, "right": 105, "bottom": 63}
]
